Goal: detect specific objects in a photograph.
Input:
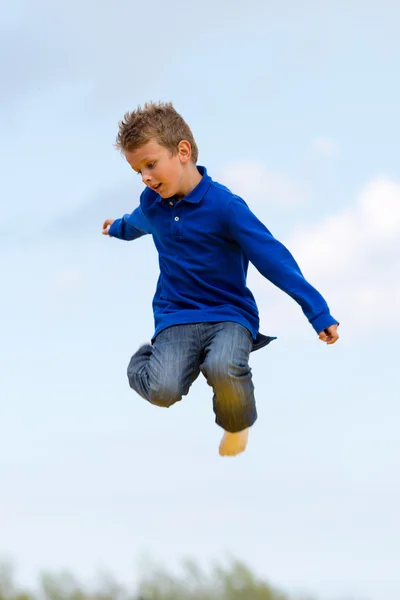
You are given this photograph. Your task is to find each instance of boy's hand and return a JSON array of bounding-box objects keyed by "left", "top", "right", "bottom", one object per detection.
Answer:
[
  {"left": 102, "top": 219, "right": 114, "bottom": 235},
  {"left": 319, "top": 324, "right": 339, "bottom": 345}
]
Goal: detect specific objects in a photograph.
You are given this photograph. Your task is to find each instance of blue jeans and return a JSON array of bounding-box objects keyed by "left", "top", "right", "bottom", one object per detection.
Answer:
[{"left": 127, "top": 322, "right": 257, "bottom": 432}]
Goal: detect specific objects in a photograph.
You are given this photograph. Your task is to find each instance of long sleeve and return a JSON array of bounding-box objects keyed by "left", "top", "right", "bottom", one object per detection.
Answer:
[
  {"left": 228, "top": 196, "right": 338, "bottom": 334},
  {"left": 108, "top": 205, "right": 151, "bottom": 241}
]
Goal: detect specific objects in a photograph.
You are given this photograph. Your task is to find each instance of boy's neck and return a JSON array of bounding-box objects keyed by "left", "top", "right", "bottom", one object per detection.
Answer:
[{"left": 175, "top": 164, "right": 202, "bottom": 200}]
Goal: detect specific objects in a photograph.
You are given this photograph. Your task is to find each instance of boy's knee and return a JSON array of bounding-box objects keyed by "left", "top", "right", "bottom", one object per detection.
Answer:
[
  {"left": 205, "top": 358, "right": 249, "bottom": 385},
  {"left": 147, "top": 383, "right": 182, "bottom": 408}
]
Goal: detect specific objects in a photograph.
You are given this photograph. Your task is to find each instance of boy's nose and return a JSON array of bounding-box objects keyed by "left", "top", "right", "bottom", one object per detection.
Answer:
[{"left": 142, "top": 173, "right": 152, "bottom": 185}]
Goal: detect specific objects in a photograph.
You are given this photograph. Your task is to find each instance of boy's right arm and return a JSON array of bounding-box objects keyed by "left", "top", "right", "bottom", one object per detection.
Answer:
[{"left": 102, "top": 205, "right": 151, "bottom": 241}]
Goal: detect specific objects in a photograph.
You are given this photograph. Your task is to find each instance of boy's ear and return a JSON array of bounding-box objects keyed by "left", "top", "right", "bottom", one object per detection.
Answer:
[{"left": 177, "top": 140, "right": 192, "bottom": 163}]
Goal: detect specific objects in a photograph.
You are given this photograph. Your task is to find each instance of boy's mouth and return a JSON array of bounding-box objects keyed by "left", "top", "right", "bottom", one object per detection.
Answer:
[{"left": 152, "top": 183, "right": 162, "bottom": 192}]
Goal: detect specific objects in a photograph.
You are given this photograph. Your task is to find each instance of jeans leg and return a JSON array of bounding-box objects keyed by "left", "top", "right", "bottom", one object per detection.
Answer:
[
  {"left": 200, "top": 322, "right": 256, "bottom": 432},
  {"left": 127, "top": 325, "right": 202, "bottom": 408}
]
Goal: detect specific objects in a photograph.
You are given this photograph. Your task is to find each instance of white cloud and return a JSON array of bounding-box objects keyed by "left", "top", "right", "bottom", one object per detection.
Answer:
[
  {"left": 289, "top": 178, "right": 400, "bottom": 277},
  {"left": 249, "top": 177, "right": 400, "bottom": 335},
  {"left": 218, "top": 162, "right": 307, "bottom": 210}
]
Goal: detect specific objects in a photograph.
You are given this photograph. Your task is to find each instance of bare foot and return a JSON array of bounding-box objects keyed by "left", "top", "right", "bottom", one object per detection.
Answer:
[{"left": 219, "top": 428, "right": 249, "bottom": 456}]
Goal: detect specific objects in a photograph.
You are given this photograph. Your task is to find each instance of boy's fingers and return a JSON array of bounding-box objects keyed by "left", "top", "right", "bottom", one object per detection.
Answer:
[
  {"left": 101, "top": 220, "right": 112, "bottom": 235},
  {"left": 326, "top": 325, "right": 339, "bottom": 343},
  {"left": 328, "top": 332, "right": 340, "bottom": 344},
  {"left": 319, "top": 326, "right": 340, "bottom": 344},
  {"left": 319, "top": 331, "right": 328, "bottom": 342}
]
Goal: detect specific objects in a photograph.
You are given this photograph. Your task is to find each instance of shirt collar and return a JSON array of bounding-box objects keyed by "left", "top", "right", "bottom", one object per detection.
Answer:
[{"left": 156, "top": 165, "right": 211, "bottom": 204}]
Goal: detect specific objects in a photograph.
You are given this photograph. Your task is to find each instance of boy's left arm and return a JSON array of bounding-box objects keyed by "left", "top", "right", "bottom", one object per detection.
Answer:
[{"left": 228, "top": 196, "right": 339, "bottom": 344}]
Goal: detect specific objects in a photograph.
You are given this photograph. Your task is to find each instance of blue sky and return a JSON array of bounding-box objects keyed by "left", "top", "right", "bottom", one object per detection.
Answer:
[{"left": 1, "top": 1, "right": 399, "bottom": 599}]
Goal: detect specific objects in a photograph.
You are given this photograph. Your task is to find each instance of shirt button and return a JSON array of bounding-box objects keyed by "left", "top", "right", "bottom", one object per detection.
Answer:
[
  {"left": 174, "top": 216, "right": 180, "bottom": 221},
  {"left": 169, "top": 202, "right": 173, "bottom": 206}
]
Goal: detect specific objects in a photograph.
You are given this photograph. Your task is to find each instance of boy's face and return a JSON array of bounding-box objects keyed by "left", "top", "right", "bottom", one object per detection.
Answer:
[{"left": 124, "top": 139, "right": 191, "bottom": 199}]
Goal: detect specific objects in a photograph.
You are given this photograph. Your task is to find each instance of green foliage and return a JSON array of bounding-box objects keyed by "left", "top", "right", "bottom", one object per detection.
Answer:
[
  {"left": 0, "top": 563, "right": 33, "bottom": 600},
  {"left": 138, "top": 558, "right": 292, "bottom": 600},
  {"left": 0, "top": 558, "right": 319, "bottom": 600}
]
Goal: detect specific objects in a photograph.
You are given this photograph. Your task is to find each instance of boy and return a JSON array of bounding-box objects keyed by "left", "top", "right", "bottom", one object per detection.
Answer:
[{"left": 102, "top": 102, "right": 339, "bottom": 457}]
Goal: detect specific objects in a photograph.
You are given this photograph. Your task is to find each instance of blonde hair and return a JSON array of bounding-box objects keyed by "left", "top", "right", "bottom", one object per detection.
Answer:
[{"left": 115, "top": 101, "right": 198, "bottom": 163}]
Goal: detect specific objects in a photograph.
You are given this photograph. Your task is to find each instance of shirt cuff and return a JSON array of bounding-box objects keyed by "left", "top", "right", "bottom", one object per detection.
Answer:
[
  {"left": 310, "top": 312, "right": 339, "bottom": 334},
  {"left": 108, "top": 220, "right": 119, "bottom": 237}
]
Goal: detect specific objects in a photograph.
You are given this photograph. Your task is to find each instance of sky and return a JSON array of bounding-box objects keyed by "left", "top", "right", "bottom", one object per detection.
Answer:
[{"left": 1, "top": 1, "right": 399, "bottom": 599}]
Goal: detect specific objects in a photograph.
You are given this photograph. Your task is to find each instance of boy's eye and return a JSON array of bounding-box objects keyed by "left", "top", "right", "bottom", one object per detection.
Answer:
[{"left": 135, "top": 161, "right": 156, "bottom": 175}]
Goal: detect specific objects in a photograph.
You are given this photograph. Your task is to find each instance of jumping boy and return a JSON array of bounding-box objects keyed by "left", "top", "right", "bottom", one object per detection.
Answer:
[{"left": 102, "top": 101, "right": 339, "bottom": 457}]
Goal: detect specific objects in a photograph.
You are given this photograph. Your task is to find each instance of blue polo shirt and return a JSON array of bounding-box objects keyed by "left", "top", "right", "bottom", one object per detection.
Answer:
[{"left": 109, "top": 166, "right": 338, "bottom": 346}]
